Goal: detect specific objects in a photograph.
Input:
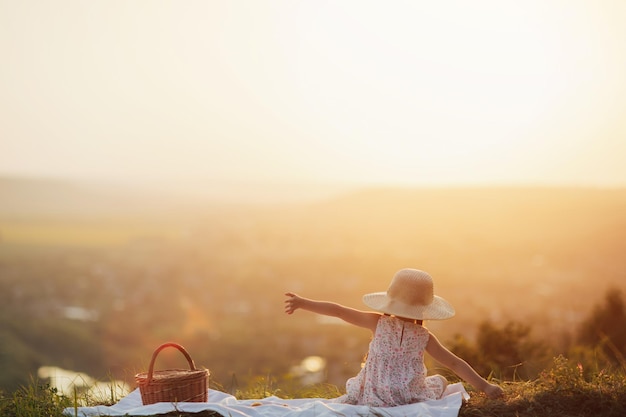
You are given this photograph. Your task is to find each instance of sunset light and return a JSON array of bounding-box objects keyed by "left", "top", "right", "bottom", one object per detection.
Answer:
[
  {"left": 1, "top": 0, "right": 625, "bottom": 190},
  {"left": 1, "top": 2, "right": 626, "bottom": 414}
]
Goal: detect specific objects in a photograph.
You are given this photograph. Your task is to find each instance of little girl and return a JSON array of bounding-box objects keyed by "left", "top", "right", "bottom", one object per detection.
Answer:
[{"left": 284, "top": 268, "right": 503, "bottom": 406}]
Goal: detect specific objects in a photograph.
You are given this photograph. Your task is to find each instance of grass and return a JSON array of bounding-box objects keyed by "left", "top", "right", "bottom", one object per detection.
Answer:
[
  {"left": 460, "top": 356, "right": 626, "bottom": 417},
  {"left": 0, "top": 378, "right": 72, "bottom": 417},
  {"left": 2, "top": 357, "right": 624, "bottom": 417}
]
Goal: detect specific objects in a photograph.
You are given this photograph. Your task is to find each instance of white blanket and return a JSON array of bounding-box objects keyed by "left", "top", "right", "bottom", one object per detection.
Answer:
[{"left": 64, "top": 383, "right": 469, "bottom": 417}]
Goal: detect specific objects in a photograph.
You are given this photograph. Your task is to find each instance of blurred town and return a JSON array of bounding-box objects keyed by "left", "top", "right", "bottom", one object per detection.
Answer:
[{"left": 1, "top": 177, "right": 624, "bottom": 397}]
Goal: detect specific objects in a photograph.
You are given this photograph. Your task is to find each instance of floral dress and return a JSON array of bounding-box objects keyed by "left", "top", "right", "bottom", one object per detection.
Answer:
[{"left": 335, "top": 315, "right": 446, "bottom": 407}]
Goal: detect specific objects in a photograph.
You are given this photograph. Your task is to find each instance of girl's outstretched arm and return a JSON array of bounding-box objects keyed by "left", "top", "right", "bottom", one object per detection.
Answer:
[
  {"left": 426, "top": 332, "right": 504, "bottom": 399},
  {"left": 284, "top": 292, "right": 380, "bottom": 332}
]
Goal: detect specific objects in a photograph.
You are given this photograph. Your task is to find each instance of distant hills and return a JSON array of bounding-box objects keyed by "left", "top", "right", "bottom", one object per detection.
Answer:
[
  {"left": 2, "top": 175, "right": 625, "bottom": 219},
  {"left": 0, "top": 176, "right": 350, "bottom": 218},
  {"left": 0, "top": 177, "right": 150, "bottom": 217}
]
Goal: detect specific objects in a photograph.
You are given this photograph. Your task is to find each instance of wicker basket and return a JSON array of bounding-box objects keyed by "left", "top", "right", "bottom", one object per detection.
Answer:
[{"left": 135, "top": 342, "right": 209, "bottom": 404}]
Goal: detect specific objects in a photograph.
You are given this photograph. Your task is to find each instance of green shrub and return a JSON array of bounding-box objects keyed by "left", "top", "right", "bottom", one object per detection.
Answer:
[
  {"left": 449, "top": 320, "right": 552, "bottom": 381},
  {"left": 577, "top": 287, "right": 626, "bottom": 366}
]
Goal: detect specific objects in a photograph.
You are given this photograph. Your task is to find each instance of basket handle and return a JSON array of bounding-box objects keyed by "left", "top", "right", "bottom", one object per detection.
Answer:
[{"left": 147, "top": 342, "right": 197, "bottom": 383}]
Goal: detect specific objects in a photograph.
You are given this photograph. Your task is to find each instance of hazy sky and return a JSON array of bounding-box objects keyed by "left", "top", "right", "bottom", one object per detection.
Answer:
[{"left": 2, "top": 0, "right": 626, "bottom": 189}]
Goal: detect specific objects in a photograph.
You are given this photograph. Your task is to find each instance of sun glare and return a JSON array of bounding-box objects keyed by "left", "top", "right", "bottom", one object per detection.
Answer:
[
  {"left": 1, "top": 1, "right": 625, "bottom": 187},
  {"left": 262, "top": 0, "right": 619, "bottom": 186}
]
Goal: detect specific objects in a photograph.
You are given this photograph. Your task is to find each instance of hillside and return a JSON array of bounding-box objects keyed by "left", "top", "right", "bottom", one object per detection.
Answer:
[{"left": 2, "top": 355, "right": 625, "bottom": 417}]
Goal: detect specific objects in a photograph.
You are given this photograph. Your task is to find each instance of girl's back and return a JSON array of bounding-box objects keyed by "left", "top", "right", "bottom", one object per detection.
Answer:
[{"left": 337, "top": 315, "right": 446, "bottom": 406}]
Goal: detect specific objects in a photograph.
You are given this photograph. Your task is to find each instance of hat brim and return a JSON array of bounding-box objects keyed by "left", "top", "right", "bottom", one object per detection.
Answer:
[{"left": 363, "top": 292, "right": 455, "bottom": 320}]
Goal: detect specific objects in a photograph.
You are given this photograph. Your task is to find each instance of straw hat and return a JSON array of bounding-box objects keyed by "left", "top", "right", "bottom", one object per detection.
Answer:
[{"left": 362, "top": 269, "right": 455, "bottom": 320}]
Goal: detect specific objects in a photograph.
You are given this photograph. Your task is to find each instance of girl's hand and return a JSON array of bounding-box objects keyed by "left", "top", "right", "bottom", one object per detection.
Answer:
[
  {"left": 284, "top": 292, "right": 303, "bottom": 314},
  {"left": 484, "top": 383, "right": 504, "bottom": 399}
]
